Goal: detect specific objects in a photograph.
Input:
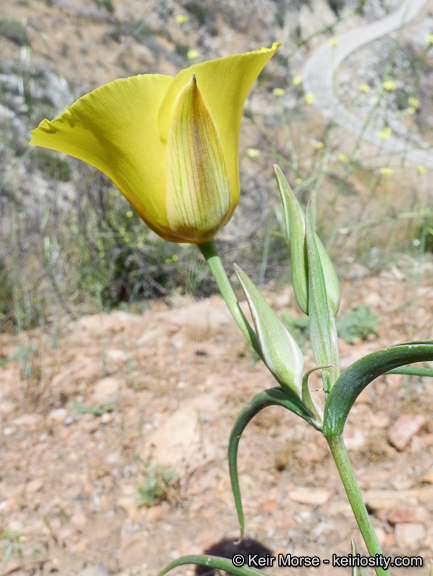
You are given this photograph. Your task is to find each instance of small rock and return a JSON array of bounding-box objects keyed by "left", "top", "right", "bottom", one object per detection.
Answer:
[
  {"left": 344, "top": 429, "right": 365, "bottom": 450},
  {"left": 422, "top": 469, "right": 433, "bottom": 484},
  {"left": 364, "top": 490, "right": 417, "bottom": 511},
  {"left": 26, "top": 479, "right": 44, "bottom": 494},
  {"left": 12, "top": 414, "right": 41, "bottom": 428},
  {"left": 143, "top": 401, "right": 216, "bottom": 473},
  {"left": 288, "top": 488, "right": 330, "bottom": 505},
  {"left": 388, "top": 506, "right": 428, "bottom": 525},
  {"left": 71, "top": 510, "right": 88, "bottom": 530},
  {"left": 394, "top": 523, "right": 426, "bottom": 549},
  {"left": 47, "top": 408, "right": 68, "bottom": 424},
  {"left": 100, "top": 412, "right": 112, "bottom": 424},
  {"left": 388, "top": 414, "right": 427, "bottom": 451},
  {"left": 105, "top": 349, "right": 127, "bottom": 371},
  {"left": 91, "top": 377, "right": 121, "bottom": 403},
  {"left": 0, "top": 400, "right": 16, "bottom": 415},
  {"left": 262, "top": 500, "right": 279, "bottom": 512},
  {"left": 369, "top": 412, "right": 390, "bottom": 428},
  {"left": 117, "top": 496, "right": 141, "bottom": 523},
  {"left": 146, "top": 503, "right": 169, "bottom": 523}
]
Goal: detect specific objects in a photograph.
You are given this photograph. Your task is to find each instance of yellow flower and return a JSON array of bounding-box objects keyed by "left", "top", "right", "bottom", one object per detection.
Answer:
[
  {"left": 382, "top": 80, "right": 396, "bottom": 91},
  {"left": 427, "top": 34, "right": 433, "bottom": 44},
  {"left": 30, "top": 43, "right": 281, "bottom": 244},
  {"left": 338, "top": 153, "right": 348, "bottom": 163},
  {"left": 176, "top": 14, "right": 187, "bottom": 24},
  {"left": 408, "top": 97, "right": 420, "bottom": 108},
  {"left": 380, "top": 167, "right": 393, "bottom": 176},
  {"left": 378, "top": 127, "right": 392, "bottom": 140},
  {"left": 360, "top": 83, "right": 370, "bottom": 93},
  {"left": 329, "top": 37, "right": 339, "bottom": 46},
  {"left": 417, "top": 165, "right": 426, "bottom": 175},
  {"left": 272, "top": 87, "right": 285, "bottom": 97},
  {"left": 305, "top": 93, "right": 315, "bottom": 104},
  {"left": 315, "top": 141, "right": 324, "bottom": 150},
  {"left": 247, "top": 148, "right": 260, "bottom": 158},
  {"left": 187, "top": 49, "right": 199, "bottom": 60},
  {"left": 292, "top": 76, "right": 302, "bottom": 86}
]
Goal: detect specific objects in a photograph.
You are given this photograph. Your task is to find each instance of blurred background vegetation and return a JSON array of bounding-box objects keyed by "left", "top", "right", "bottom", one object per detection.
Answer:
[{"left": 1, "top": 0, "right": 433, "bottom": 333}]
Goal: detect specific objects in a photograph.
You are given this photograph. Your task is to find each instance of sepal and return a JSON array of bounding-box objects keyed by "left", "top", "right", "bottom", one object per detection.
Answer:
[
  {"left": 234, "top": 264, "right": 303, "bottom": 396},
  {"left": 273, "top": 165, "right": 340, "bottom": 316},
  {"left": 305, "top": 202, "right": 337, "bottom": 393}
]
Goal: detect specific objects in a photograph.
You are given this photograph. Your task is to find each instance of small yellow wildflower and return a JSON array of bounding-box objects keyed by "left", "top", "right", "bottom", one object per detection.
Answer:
[
  {"left": 292, "top": 76, "right": 302, "bottom": 86},
  {"left": 360, "top": 83, "right": 370, "bottom": 93},
  {"left": 247, "top": 148, "right": 260, "bottom": 158},
  {"left": 406, "top": 107, "right": 416, "bottom": 116},
  {"left": 380, "top": 167, "right": 393, "bottom": 176},
  {"left": 417, "top": 165, "right": 426, "bottom": 175},
  {"left": 187, "top": 49, "right": 199, "bottom": 60},
  {"left": 172, "top": 254, "right": 179, "bottom": 262},
  {"left": 427, "top": 34, "right": 433, "bottom": 44},
  {"left": 408, "top": 97, "right": 420, "bottom": 108},
  {"left": 329, "top": 37, "right": 339, "bottom": 46},
  {"left": 378, "top": 127, "right": 392, "bottom": 140},
  {"left": 382, "top": 80, "right": 396, "bottom": 91},
  {"left": 126, "top": 210, "right": 133, "bottom": 218},
  {"left": 305, "top": 93, "right": 315, "bottom": 104},
  {"left": 315, "top": 141, "right": 324, "bottom": 150},
  {"left": 295, "top": 177, "right": 303, "bottom": 184},
  {"left": 273, "top": 87, "right": 285, "bottom": 97},
  {"left": 176, "top": 14, "right": 187, "bottom": 24},
  {"left": 338, "top": 154, "right": 348, "bottom": 163}
]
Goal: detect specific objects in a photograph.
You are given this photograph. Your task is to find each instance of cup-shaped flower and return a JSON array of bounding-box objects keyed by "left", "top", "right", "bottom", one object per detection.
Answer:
[{"left": 30, "top": 43, "right": 281, "bottom": 244}]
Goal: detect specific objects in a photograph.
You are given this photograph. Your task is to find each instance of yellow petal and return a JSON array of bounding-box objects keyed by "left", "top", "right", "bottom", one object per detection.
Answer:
[
  {"left": 166, "top": 76, "right": 232, "bottom": 243},
  {"left": 30, "top": 74, "right": 184, "bottom": 241},
  {"left": 158, "top": 43, "right": 281, "bottom": 208}
]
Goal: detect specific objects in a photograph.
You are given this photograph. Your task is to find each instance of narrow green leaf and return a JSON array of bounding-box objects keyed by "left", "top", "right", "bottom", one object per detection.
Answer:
[
  {"left": 387, "top": 366, "right": 433, "bottom": 377},
  {"left": 305, "top": 202, "right": 338, "bottom": 393},
  {"left": 274, "top": 164, "right": 309, "bottom": 314},
  {"left": 158, "top": 554, "right": 271, "bottom": 576},
  {"left": 273, "top": 165, "right": 340, "bottom": 316},
  {"left": 351, "top": 539, "right": 372, "bottom": 576},
  {"left": 324, "top": 342, "right": 433, "bottom": 438},
  {"left": 234, "top": 264, "right": 303, "bottom": 396},
  {"left": 228, "top": 387, "right": 322, "bottom": 537}
]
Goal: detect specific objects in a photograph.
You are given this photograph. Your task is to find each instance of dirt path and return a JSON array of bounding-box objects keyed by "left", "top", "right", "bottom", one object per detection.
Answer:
[{"left": 302, "top": 0, "right": 433, "bottom": 167}]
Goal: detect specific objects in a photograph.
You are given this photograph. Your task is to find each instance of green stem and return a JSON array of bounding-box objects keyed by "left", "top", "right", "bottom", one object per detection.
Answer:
[
  {"left": 327, "top": 435, "right": 391, "bottom": 576},
  {"left": 198, "top": 240, "right": 261, "bottom": 356}
]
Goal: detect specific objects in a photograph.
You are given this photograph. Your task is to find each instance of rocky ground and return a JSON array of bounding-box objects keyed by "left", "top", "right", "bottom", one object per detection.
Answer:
[
  {"left": 2, "top": 1, "right": 433, "bottom": 575},
  {"left": 1, "top": 272, "right": 433, "bottom": 575}
]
